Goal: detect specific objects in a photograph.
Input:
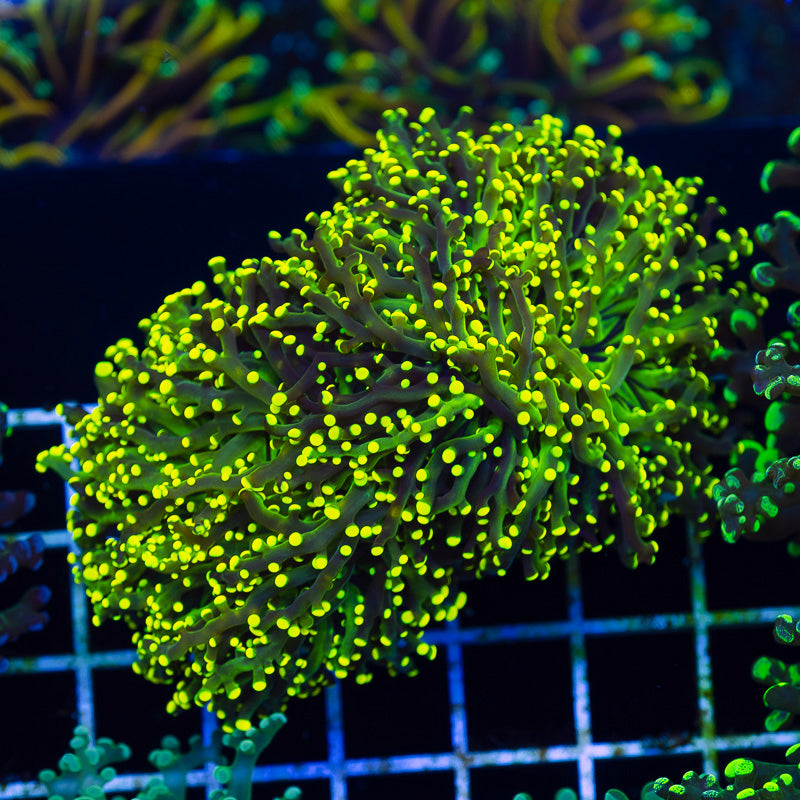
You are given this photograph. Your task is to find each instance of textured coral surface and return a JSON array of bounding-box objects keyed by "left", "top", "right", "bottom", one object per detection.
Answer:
[{"left": 40, "top": 108, "right": 749, "bottom": 731}]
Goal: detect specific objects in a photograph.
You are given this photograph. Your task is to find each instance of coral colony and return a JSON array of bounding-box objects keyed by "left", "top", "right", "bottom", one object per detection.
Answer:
[
  {"left": 5, "top": 6, "right": 800, "bottom": 799},
  {"left": 39, "top": 107, "right": 750, "bottom": 736},
  {"left": 0, "top": 0, "right": 728, "bottom": 166},
  {"left": 36, "top": 113, "right": 800, "bottom": 800},
  {"left": 305, "top": 0, "right": 728, "bottom": 146}
]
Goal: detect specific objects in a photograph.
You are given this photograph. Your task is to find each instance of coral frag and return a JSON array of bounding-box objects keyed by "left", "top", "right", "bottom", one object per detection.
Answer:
[
  {"left": 40, "top": 107, "right": 749, "bottom": 730},
  {"left": 37, "top": 714, "right": 299, "bottom": 800}
]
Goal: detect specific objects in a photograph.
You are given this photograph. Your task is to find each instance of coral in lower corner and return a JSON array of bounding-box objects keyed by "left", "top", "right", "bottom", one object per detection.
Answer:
[
  {"left": 579, "top": 614, "right": 800, "bottom": 800},
  {"left": 644, "top": 750, "right": 800, "bottom": 800},
  {"left": 632, "top": 613, "right": 800, "bottom": 800},
  {"left": 31, "top": 713, "right": 299, "bottom": 800}
]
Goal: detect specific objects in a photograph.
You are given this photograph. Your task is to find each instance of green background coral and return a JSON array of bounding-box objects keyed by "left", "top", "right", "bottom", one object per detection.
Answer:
[
  {"left": 0, "top": 0, "right": 729, "bottom": 166},
  {"left": 714, "top": 126, "right": 800, "bottom": 548},
  {"left": 304, "top": 0, "right": 727, "bottom": 146}
]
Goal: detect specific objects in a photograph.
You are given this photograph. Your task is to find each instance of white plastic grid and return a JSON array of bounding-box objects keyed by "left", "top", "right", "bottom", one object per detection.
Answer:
[{"left": 1, "top": 405, "right": 798, "bottom": 800}]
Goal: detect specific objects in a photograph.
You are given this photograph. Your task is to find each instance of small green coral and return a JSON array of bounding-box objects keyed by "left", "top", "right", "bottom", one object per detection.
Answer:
[
  {"left": 602, "top": 612, "right": 800, "bottom": 800},
  {"left": 37, "top": 725, "right": 132, "bottom": 800},
  {"left": 39, "top": 107, "right": 749, "bottom": 730},
  {"left": 598, "top": 738, "right": 800, "bottom": 800},
  {"left": 753, "top": 614, "right": 800, "bottom": 733},
  {"left": 641, "top": 743, "right": 800, "bottom": 800},
  {"left": 36, "top": 714, "right": 298, "bottom": 800}
]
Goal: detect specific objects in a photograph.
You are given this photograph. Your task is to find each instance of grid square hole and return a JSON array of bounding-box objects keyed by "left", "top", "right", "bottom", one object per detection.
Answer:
[
  {"left": 586, "top": 631, "right": 698, "bottom": 742},
  {"left": 342, "top": 654, "right": 451, "bottom": 758},
  {"left": 347, "top": 769, "right": 454, "bottom": 800},
  {"left": 464, "top": 638, "right": 574, "bottom": 751},
  {"left": 469, "top": 761, "right": 578, "bottom": 800}
]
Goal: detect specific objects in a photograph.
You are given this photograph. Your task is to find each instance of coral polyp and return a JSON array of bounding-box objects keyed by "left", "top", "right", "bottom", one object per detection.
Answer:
[{"left": 39, "top": 107, "right": 749, "bottom": 730}]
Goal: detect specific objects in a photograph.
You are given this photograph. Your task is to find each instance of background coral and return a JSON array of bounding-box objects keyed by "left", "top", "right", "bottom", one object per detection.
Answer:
[
  {"left": 1, "top": 0, "right": 795, "bottom": 168},
  {"left": 0, "top": 0, "right": 729, "bottom": 165},
  {"left": 274, "top": 0, "right": 728, "bottom": 148},
  {"left": 0, "top": 401, "right": 48, "bottom": 673},
  {"left": 38, "top": 107, "right": 750, "bottom": 732},
  {"left": 0, "top": 0, "right": 272, "bottom": 165},
  {"left": 714, "top": 125, "right": 800, "bottom": 547}
]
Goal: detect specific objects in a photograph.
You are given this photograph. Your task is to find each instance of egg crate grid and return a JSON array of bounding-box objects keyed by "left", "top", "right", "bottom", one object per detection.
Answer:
[{"left": 0, "top": 406, "right": 797, "bottom": 800}]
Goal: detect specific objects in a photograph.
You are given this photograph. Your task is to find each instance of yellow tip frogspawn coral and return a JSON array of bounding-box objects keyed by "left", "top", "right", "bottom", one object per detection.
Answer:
[{"left": 39, "top": 106, "right": 750, "bottom": 730}]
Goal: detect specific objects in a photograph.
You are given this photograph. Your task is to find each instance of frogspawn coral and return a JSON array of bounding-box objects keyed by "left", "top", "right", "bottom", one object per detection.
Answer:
[
  {"left": 276, "top": 0, "right": 728, "bottom": 149},
  {"left": 714, "top": 125, "right": 800, "bottom": 546},
  {"left": 0, "top": 0, "right": 269, "bottom": 166},
  {"left": 39, "top": 107, "right": 750, "bottom": 730}
]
